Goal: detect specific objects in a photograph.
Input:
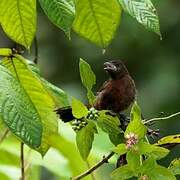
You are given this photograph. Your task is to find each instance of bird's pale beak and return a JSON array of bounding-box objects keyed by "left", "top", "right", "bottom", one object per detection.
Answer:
[{"left": 104, "top": 62, "right": 117, "bottom": 72}]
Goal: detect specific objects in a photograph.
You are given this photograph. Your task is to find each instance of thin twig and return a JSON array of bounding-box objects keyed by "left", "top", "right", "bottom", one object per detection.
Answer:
[
  {"left": 20, "top": 142, "right": 25, "bottom": 180},
  {"left": 85, "top": 160, "right": 96, "bottom": 180},
  {"left": 143, "top": 112, "right": 180, "bottom": 125},
  {"left": 72, "top": 152, "right": 115, "bottom": 180},
  {"left": 33, "top": 36, "right": 38, "bottom": 64},
  {"left": 0, "top": 129, "right": 9, "bottom": 144}
]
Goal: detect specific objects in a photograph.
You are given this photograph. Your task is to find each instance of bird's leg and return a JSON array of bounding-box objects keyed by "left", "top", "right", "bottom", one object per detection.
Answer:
[
  {"left": 117, "top": 113, "right": 130, "bottom": 131},
  {"left": 147, "top": 128, "right": 160, "bottom": 140}
]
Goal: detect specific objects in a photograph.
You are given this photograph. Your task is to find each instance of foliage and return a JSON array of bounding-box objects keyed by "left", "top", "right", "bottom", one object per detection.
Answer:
[
  {"left": 0, "top": 0, "right": 161, "bottom": 49},
  {"left": 0, "top": 0, "right": 179, "bottom": 179}
]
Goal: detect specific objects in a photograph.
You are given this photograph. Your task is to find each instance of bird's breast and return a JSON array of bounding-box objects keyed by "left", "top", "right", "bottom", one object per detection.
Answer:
[{"left": 94, "top": 75, "right": 136, "bottom": 113}]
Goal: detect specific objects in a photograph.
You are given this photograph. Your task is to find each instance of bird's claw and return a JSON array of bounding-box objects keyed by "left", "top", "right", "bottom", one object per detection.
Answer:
[{"left": 147, "top": 128, "right": 160, "bottom": 140}]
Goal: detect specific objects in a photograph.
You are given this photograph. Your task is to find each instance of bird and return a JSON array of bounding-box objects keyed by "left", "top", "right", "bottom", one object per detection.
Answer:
[{"left": 56, "top": 60, "right": 136, "bottom": 123}]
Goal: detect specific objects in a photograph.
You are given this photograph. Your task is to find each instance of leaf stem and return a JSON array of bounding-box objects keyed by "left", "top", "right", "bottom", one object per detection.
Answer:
[
  {"left": 0, "top": 129, "right": 9, "bottom": 144},
  {"left": 71, "top": 152, "right": 115, "bottom": 180},
  {"left": 20, "top": 142, "right": 25, "bottom": 180},
  {"left": 143, "top": 112, "right": 180, "bottom": 125}
]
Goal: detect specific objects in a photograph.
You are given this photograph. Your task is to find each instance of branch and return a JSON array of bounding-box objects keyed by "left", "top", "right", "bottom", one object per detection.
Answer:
[
  {"left": 143, "top": 112, "right": 180, "bottom": 125},
  {"left": 33, "top": 36, "right": 39, "bottom": 64},
  {"left": 72, "top": 152, "right": 115, "bottom": 180},
  {"left": 20, "top": 142, "right": 25, "bottom": 180},
  {"left": 0, "top": 128, "right": 9, "bottom": 144}
]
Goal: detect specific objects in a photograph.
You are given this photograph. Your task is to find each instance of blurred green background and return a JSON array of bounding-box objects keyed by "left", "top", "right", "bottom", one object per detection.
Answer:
[{"left": 0, "top": 0, "right": 179, "bottom": 179}]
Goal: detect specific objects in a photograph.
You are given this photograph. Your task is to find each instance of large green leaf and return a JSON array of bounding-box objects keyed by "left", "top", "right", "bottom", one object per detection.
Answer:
[
  {"left": 1, "top": 55, "right": 58, "bottom": 155},
  {"left": 0, "top": 0, "right": 36, "bottom": 49},
  {"left": 73, "top": 0, "right": 121, "bottom": 47},
  {"left": 0, "top": 64, "right": 42, "bottom": 148},
  {"left": 39, "top": 0, "right": 75, "bottom": 38},
  {"left": 40, "top": 78, "right": 70, "bottom": 108},
  {"left": 27, "top": 61, "right": 69, "bottom": 108},
  {"left": 76, "top": 121, "right": 97, "bottom": 160},
  {"left": 118, "top": 0, "right": 161, "bottom": 36}
]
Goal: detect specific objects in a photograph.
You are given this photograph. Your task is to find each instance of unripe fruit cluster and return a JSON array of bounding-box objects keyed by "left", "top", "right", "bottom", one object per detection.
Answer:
[
  {"left": 71, "top": 119, "right": 87, "bottom": 132},
  {"left": 87, "top": 107, "right": 99, "bottom": 120}
]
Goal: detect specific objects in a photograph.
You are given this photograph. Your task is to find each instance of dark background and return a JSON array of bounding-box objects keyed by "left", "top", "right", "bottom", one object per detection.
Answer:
[{"left": 0, "top": 0, "right": 179, "bottom": 179}]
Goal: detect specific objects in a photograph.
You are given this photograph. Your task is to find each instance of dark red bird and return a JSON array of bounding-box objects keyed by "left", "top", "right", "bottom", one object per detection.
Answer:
[
  {"left": 56, "top": 60, "right": 136, "bottom": 122},
  {"left": 94, "top": 60, "right": 136, "bottom": 113}
]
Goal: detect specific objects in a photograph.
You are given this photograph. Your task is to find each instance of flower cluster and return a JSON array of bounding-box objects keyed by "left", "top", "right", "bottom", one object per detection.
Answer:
[
  {"left": 71, "top": 119, "right": 87, "bottom": 132},
  {"left": 87, "top": 107, "right": 99, "bottom": 120},
  {"left": 125, "top": 132, "right": 138, "bottom": 149}
]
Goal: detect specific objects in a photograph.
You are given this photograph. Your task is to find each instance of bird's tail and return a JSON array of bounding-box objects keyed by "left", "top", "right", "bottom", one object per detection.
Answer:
[{"left": 55, "top": 106, "right": 75, "bottom": 122}]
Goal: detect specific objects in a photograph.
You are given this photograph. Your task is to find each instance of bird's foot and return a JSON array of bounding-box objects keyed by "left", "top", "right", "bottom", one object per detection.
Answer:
[
  {"left": 117, "top": 113, "right": 130, "bottom": 131},
  {"left": 147, "top": 128, "right": 160, "bottom": 140}
]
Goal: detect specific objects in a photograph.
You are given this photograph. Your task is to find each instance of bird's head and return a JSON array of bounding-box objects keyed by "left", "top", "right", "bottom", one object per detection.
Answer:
[{"left": 104, "top": 60, "right": 129, "bottom": 79}]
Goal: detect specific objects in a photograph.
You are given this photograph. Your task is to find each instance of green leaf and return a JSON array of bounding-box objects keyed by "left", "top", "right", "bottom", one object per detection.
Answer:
[
  {"left": 155, "top": 134, "right": 180, "bottom": 146},
  {"left": 169, "top": 159, "right": 180, "bottom": 175},
  {"left": 139, "top": 157, "right": 176, "bottom": 180},
  {"left": 0, "top": 48, "right": 12, "bottom": 56},
  {"left": 39, "top": 0, "right": 75, "bottom": 38},
  {"left": 130, "top": 101, "right": 141, "bottom": 121},
  {"left": 73, "top": 0, "right": 121, "bottom": 47},
  {"left": 0, "top": 172, "right": 9, "bottom": 180},
  {"left": 79, "top": 59, "right": 96, "bottom": 90},
  {"left": 118, "top": 0, "right": 161, "bottom": 36},
  {"left": 113, "top": 143, "right": 127, "bottom": 155},
  {"left": 0, "top": 0, "right": 36, "bottom": 49},
  {"left": 109, "top": 133, "right": 124, "bottom": 146},
  {"left": 71, "top": 97, "right": 88, "bottom": 119},
  {"left": 87, "top": 90, "right": 96, "bottom": 105},
  {"left": 39, "top": 78, "right": 69, "bottom": 108},
  {"left": 0, "top": 149, "right": 19, "bottom": 167},
  {"left": 138, "top": 142, "right": 169, "bottom": 159},
  {"left": 125, "top": 102, "right": 147, "bottom": 139},
  {"left": 48, "top": 134, "right": 92, "bottom": 179},
  {"left": 97, "top": 111, "right": 121, "bottom": 135},
  {"left": 126, "top": 150, "right": 140, "bottom": 172},
  {"left": 27, "top": 61, "right": 69, "bottom": 107},
  {"left": 151, "top": 165, "right": 176, "bottom": 180},
  {"left": 0, "top": 64, "right": 42, "bottom": 148},
  {"left": 79, "top": 58, "right": 96, "bottom": 104},
  {"left": 1, "top": 55, "right": 58, "bottom": 155},
  {"left": 111, "top": 165, "right": 134, "bottom": 180},
  {"left": 140, "top": 157, "right": 156, "bottom": 174},
  {"left": 76, "top": 121, "right": 97, "bottom": 160}
]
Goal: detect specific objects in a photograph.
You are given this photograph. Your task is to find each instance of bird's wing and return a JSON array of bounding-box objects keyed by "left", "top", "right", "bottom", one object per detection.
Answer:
[{"left": 96, "top": 80, "right": 109, "bottom": 95}]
